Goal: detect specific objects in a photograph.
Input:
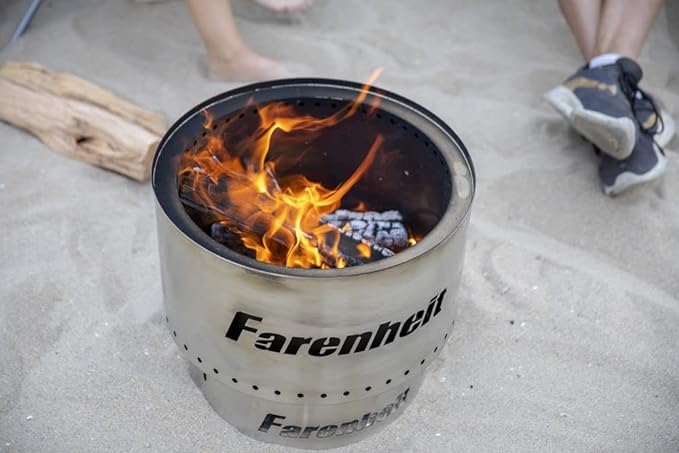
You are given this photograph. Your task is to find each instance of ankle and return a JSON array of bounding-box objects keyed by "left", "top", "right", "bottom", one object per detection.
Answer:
[{"left": 207, "top": 43, "right": 253, "bottom": 65}]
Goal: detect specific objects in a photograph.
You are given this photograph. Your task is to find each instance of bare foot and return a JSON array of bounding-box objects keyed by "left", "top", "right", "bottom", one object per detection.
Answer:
[
  {"left": 207, "top": 49, "right": 301, "bottom": 82},
  {"left": 253, "top": 0, "right": 314, "bottom": 12}
]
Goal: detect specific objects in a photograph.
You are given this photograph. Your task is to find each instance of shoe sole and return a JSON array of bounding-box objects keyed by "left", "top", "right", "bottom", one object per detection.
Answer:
[
  {"left": 602, "top": 146, "right": 668, "bottom": 196},
  {"left": 544, "top": 86, "right": 636, "bottom": 159},
  {"left": 657, "top": 107, "right": 676, "bottom": 148}
]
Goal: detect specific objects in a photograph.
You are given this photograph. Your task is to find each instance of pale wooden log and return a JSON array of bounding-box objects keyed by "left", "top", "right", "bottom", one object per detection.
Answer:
[
  {"left": 0, "top": 62, "right": 166, "bottom": 136},
  {"left": 0, "top": 77, "right": 159, "bottom": 181},
  {"left": 0, "top": 63, "right": 168, "bottom": 182}
]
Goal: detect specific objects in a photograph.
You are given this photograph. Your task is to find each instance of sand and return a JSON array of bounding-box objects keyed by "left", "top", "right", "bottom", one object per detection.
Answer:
[{"left": 1, "top": 0, "right": 678, "bottom": 451}]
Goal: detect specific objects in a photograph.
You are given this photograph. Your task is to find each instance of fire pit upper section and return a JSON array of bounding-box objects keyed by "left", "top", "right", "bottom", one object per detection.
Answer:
[{"left": 153, "top": 79, "right": 474, "bottom": 276}]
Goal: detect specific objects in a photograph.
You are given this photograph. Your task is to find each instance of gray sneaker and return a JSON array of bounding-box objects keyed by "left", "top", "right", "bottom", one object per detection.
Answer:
[
  {"left": 545, "top": 58, "right": 650, "bottom": 160},
  {"left": 598, "top": 131, "right": 668, "bottom": 196}
]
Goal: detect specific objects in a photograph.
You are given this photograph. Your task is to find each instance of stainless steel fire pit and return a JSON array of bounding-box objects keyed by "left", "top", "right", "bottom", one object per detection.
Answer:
[{"left": 152, "top": 78, "right": 475, "bottom": 449}]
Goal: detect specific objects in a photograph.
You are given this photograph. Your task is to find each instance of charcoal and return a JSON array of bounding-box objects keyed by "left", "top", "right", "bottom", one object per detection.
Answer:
[{"left": 321, "top": 209, "right": 409, "bottom": 250}]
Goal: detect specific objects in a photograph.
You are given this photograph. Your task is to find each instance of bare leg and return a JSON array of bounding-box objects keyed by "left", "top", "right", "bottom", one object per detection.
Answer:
[
  {"left": 595, "top": 0, "right": 666, "bottom": 59},
  {"left": 185, "top": 0, "right": 291, "bottom": 81},
  {"left": 558, "top": 0, "right": 603, "bottom": 60}
]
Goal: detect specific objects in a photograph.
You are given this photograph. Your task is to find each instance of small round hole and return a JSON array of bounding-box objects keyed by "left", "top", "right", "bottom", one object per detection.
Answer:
[
  {"left": 376, "top": 113, "right": 382, "bottom": 119},
  {"left": 232, "top": 378, "right": 238, "bottom": 383},
  {"left": 252, "top": 385, "right": 259, "bottom": 391},
  {"left": 321, "top": 393, "right": 327, "bottom": 398},
  {"left": 404, "top": 370, "right": 410, "bottom": 376},
  {"left": 201, "top": 131, "right": 207, "bottom": 137},
  {"left": 386, "top": 379, "right": 391, "bottom": 384},
  {"left": 343, "top": 391, "right": 350, "bottom": 396},
  {"left": 365, "top": 386, "right": 372, "bottom": 391},
  {"left": 252, "top": 109, "right": 258, "bottom": 115},
  {"left": 197, "top": 357, "right": 202, "bottom": 363},
  {"left": 389, "top": 118, "right": 396, "bottom": 125},
  {"left": 213, "top": 368, "right": 219, "bottom": 374},
  {"left": 183, "top": 344, "right": 188, "bottom": 351},
  {"left": 274, "top": 390, "right": 281, "bottom": 395},
  {"left": 297, "top": 393, "right": 304, "bottom": 398}
]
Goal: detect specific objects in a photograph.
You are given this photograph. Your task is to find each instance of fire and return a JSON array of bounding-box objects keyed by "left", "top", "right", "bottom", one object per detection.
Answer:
[{"left": 178, "top": 70, "right": 415, "bottom": 269}]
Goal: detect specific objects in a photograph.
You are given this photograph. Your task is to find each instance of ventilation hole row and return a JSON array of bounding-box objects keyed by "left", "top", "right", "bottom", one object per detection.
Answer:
[
  {"left": 199, "top": 100, "right": 437, "bottom": 153},
  {"left": 272, "top": 99, "right": 435, "bottom": 153},
  {"left": 352, "top": 105, "right": 444, "bottom": 162},
  {"left": 190, "top": 99, "right": 450, "bottom": 179},
  {"left": 222, "top": 340, "right": 449, "bottom": 397},
  {"left": 168, "top": 317, "right": 453, "bottom": 399}
]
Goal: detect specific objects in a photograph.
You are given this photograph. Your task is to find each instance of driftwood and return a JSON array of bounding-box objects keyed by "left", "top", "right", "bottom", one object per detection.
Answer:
[{"left": 0, "top": 62, "right": 167, "bottom": 182}]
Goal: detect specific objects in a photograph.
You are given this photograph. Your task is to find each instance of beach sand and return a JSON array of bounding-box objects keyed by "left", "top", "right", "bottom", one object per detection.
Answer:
[{"left": 1, "top": 1, "right": 678, "bottom": 451}]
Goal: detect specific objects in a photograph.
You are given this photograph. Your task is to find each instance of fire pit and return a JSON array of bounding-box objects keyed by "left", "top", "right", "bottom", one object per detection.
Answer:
[{"left": 152, "top": 78, "right": 475, "bottom": 449}]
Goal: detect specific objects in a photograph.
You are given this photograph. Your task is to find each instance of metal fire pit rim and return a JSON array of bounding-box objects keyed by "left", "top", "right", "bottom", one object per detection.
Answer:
[{"left": 152, "top": 77, "right": 475, "bottom": 279}]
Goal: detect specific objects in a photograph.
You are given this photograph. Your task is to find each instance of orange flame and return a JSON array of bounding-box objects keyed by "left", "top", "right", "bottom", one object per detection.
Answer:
[{"left": 178, "top": 69, "right": 413, "bottom": 269}]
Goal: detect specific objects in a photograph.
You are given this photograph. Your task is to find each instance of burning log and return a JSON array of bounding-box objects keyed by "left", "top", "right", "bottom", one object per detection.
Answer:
[
  {"left": 210, "top": 222, "right": 255, "bottom": 258},
  {"left": 208, "top": 221, "right": 379, "bottom": 267},
  {"left": 0, "top": 62, "right": 167, "bottom": 182},
  {"left": 178, "top": 172, "right": 394, "bottom": 267}
]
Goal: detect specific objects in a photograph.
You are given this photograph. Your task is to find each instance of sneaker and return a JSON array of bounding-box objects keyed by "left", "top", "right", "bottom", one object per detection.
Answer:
[
  {"left": 598, "top": 131, "right": 668, "bottom": 196},
  {"left": 545, "top": 58, "right": 643, "bottom": 160}
]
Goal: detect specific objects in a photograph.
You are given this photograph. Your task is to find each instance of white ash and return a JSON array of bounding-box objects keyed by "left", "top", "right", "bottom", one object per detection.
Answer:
[{"left": 322, "top": 209, "right": 409, "bottom": 250}]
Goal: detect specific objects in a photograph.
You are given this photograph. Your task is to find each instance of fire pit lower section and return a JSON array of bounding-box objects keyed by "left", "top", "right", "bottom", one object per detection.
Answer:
[
  {"left": 153, "top": 78, "right": 474, "bottom": 449},
  {"left": 199, "top": 365, "right": 423, "bottom": 448}
]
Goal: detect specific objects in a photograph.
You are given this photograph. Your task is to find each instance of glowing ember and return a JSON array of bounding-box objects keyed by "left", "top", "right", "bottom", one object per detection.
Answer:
[{"left": 177, "top": 70, "right": 418, "bottom": 269}]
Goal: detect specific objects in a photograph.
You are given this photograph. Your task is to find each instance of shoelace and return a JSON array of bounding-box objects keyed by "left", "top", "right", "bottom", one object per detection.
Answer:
[{"left": 618, "top": 65, "right": 666, "bottom": 155}]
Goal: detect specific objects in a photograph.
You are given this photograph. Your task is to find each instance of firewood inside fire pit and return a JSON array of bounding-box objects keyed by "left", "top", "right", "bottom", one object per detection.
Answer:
[{"left": 177, "top": 173, "right": 403, "bottom": 268}]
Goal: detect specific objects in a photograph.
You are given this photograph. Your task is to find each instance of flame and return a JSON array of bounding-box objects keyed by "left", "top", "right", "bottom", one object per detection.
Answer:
[
  {"left": 356, "top": 242, "right": 372, "bottom": 258},
  {"left": 178, "top": 70, "right": 415, "bottom": 269}
]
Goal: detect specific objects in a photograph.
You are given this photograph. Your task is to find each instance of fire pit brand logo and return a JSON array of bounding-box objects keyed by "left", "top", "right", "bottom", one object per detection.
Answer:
[
  {"left": 258, "top": 388, "right": 410, "bottom": 439},
  {"left": 225, "top": 289, "right": 447, "bottom": 356}
]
